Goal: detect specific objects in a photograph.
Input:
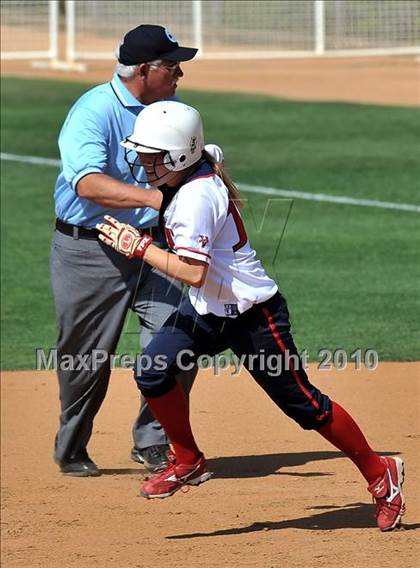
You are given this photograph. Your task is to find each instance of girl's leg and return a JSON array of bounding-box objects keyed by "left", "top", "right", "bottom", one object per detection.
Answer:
[
  {"left": 143, "top": 382, "right": 199, "bottom": 464},
  {"left": 228, "top": 292, "right": 405, "bottom": 530},
  {"left": 134, "top": 298, "right": 227, "bottom": 497},
  {"left": 318, "top": 401, "right": 385, "bottom": 482},
  {"left": 317, "top": 402, "right": 405, "bottom": 531}
]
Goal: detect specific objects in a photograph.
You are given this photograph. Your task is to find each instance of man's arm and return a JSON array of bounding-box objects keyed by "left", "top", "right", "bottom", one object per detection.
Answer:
[{"left": 77, "top": 173, "right": 162, "bottom": 210}]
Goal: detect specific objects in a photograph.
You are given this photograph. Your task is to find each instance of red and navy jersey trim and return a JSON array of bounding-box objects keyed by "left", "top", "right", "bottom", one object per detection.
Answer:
[
  {"left": 262, "top": 306, "right": 330, "bottom": 422},
  {"left": 175, "top": 246, "right": 211, "bottom": 260}
]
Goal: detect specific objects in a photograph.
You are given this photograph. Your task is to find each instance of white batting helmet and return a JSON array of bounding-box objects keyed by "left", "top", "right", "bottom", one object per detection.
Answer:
[{"left": 121, "top": 100, "right": 204, "bottom": 171}]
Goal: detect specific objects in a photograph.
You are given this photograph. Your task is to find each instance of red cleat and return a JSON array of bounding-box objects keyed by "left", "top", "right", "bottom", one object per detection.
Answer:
[
  {"left": 140, "top": 453, "right": 212, "bottom": 499},
  {"left": 368, "top": 456, "right": 406, "bottom": 531}
]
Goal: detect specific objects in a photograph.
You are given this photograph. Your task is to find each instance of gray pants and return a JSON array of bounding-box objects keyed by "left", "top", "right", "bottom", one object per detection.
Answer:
[{"left": 50, "top": 228, "right": 196, "bottom": 463}]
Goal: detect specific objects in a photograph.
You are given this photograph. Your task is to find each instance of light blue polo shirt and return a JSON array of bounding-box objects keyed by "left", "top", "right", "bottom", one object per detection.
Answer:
[{"left": 54, "top": 74, "right": 159, "bottom": 228}]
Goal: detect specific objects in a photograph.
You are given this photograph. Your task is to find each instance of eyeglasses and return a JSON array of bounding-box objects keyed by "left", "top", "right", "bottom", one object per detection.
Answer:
[{"left": 148, "top": 60, "right": 181, "bottom": 73}]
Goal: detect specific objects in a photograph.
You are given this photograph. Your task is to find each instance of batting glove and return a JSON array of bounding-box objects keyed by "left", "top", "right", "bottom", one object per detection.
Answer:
[{"left": 96, "top": 215, "right": 153, "bottom": 259}]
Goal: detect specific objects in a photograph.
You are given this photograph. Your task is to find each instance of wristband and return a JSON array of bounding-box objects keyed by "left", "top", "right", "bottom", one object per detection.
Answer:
[{"left": 133, "top": 234, "right": 153, "bottom": 258}]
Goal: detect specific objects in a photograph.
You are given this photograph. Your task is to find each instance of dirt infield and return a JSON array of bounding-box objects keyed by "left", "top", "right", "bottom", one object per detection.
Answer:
[
  {"left": 1, "top": 363, "right": 419, "bottom": 568},
  {"left": 2, "top": 55, "right": 419, "bottom": 106}
]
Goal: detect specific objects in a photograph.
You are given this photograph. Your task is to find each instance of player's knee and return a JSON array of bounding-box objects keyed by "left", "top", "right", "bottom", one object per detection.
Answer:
[
  {"left": 133, "top": 353, "right": 177, "bottom": 397},
  {"left": 134, "top": 367, "right": 177, "bottom": 397},
  {"left": 297, "top": 412, "right": 331, "bottom": 430},
  {"left": 287, "top": 395, "right": 332, "bottom": 430}
]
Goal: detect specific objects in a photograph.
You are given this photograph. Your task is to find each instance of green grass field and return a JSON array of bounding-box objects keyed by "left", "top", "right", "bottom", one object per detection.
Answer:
[{"left": 1, "top": 77, "right": 419, "bottom": 369}]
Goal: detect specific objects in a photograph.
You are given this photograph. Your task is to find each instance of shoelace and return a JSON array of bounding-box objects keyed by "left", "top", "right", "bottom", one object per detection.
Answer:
[
  {"left": 372, "top": 497, "right": 402, "bottom": 517},
  {"left": 149, "top": 446, "right": 166, "bottom": 460}
]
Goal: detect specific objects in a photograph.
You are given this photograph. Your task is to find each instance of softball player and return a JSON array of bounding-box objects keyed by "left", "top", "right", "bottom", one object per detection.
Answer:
[{"left": 97, "top": 101, "right": 406, "bottom": 531}]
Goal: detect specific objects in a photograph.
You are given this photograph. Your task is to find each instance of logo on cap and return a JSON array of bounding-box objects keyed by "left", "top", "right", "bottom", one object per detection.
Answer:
[{"left": 165, "top": 29, "right": 177, "bottom": 43}]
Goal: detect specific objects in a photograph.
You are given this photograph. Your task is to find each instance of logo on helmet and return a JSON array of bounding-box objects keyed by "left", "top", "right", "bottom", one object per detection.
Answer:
[
  {"left": 164, "top": 29, "right": 177, "bottom": 43},
  {"left": 190, "top": 137, "right": 197, "bottom": 154}
]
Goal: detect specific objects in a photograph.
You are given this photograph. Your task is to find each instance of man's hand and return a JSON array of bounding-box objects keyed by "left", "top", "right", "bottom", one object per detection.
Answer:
[{"left": 96, "top": 215, "right": 153, "bottom": 259}]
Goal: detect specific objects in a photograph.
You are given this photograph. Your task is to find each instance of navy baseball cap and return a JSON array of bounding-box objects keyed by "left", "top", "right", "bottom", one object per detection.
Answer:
[{"left": 118, "top": 24, "right": 198, "bottom": 65}]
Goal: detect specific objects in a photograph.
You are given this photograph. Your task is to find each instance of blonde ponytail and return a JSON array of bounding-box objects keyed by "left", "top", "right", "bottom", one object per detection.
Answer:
[{"left": 203, "top": 149, "right": 242, "bottom": 207}]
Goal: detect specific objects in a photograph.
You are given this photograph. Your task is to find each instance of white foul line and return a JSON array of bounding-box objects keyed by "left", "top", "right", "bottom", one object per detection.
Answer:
[
  {"left": 1, "top": 153, "right": 61, "bottom": 167},
  {"left": 2, "top": 152, "right": 419, "bottom": 213},
  {"left": 237, "top": 183, "right": 420, "bottom": 213}
]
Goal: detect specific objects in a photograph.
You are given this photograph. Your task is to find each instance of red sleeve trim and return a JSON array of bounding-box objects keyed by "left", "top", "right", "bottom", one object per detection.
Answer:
[{"left": 175, "top": 246, "right": 212, "bottom": 259}]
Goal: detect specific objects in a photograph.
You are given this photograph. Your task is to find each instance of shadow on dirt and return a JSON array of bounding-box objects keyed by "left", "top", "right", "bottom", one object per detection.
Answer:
[
  {"left": 99, "top": 468, "right": 144, "bottom": 475},
  {"left": 166, "top": 502, "right": 419, "bottom": 537},
  {"left": 206, "top": 450, "right": 399, "bottom": 479},
  {"left": 98, "top": 450, "right": 400, "bottom": 478}
]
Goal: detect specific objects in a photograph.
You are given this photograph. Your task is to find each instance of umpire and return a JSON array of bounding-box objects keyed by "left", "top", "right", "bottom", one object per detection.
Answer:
[{"left": 51, "top": 25, "right": 198, "bottom": 476}]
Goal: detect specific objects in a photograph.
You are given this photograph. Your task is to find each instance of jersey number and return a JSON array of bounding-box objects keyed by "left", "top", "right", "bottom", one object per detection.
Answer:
[{"left": 228, "top": 201, "right": 248, "bottom": 252}]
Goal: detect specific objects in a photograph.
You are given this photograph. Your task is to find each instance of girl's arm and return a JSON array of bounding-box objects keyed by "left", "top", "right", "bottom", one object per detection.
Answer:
[
  {"left": 143, "top": 245, "right": 208, "bottom": 288},
  {"left": 96, "top": 215, "right": 208, "bottom": 287}
]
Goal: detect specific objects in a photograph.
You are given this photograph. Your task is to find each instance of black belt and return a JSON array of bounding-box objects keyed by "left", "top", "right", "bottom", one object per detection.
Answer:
[{"left": 55, "top": 219, "right": 159, "bottom": 240}]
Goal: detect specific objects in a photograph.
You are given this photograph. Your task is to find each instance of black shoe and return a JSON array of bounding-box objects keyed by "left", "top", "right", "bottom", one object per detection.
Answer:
[
  {"left": 55, "top": 450, "right": 100, "bottom": 477},
  {"left": 131, "top": 444, "right": 170, "bottom": 473}
]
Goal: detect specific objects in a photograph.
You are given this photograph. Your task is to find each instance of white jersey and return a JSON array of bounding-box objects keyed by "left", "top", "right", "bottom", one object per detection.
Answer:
[{"left": 163, "top": 164, "right": 278, "bottom": 317}]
